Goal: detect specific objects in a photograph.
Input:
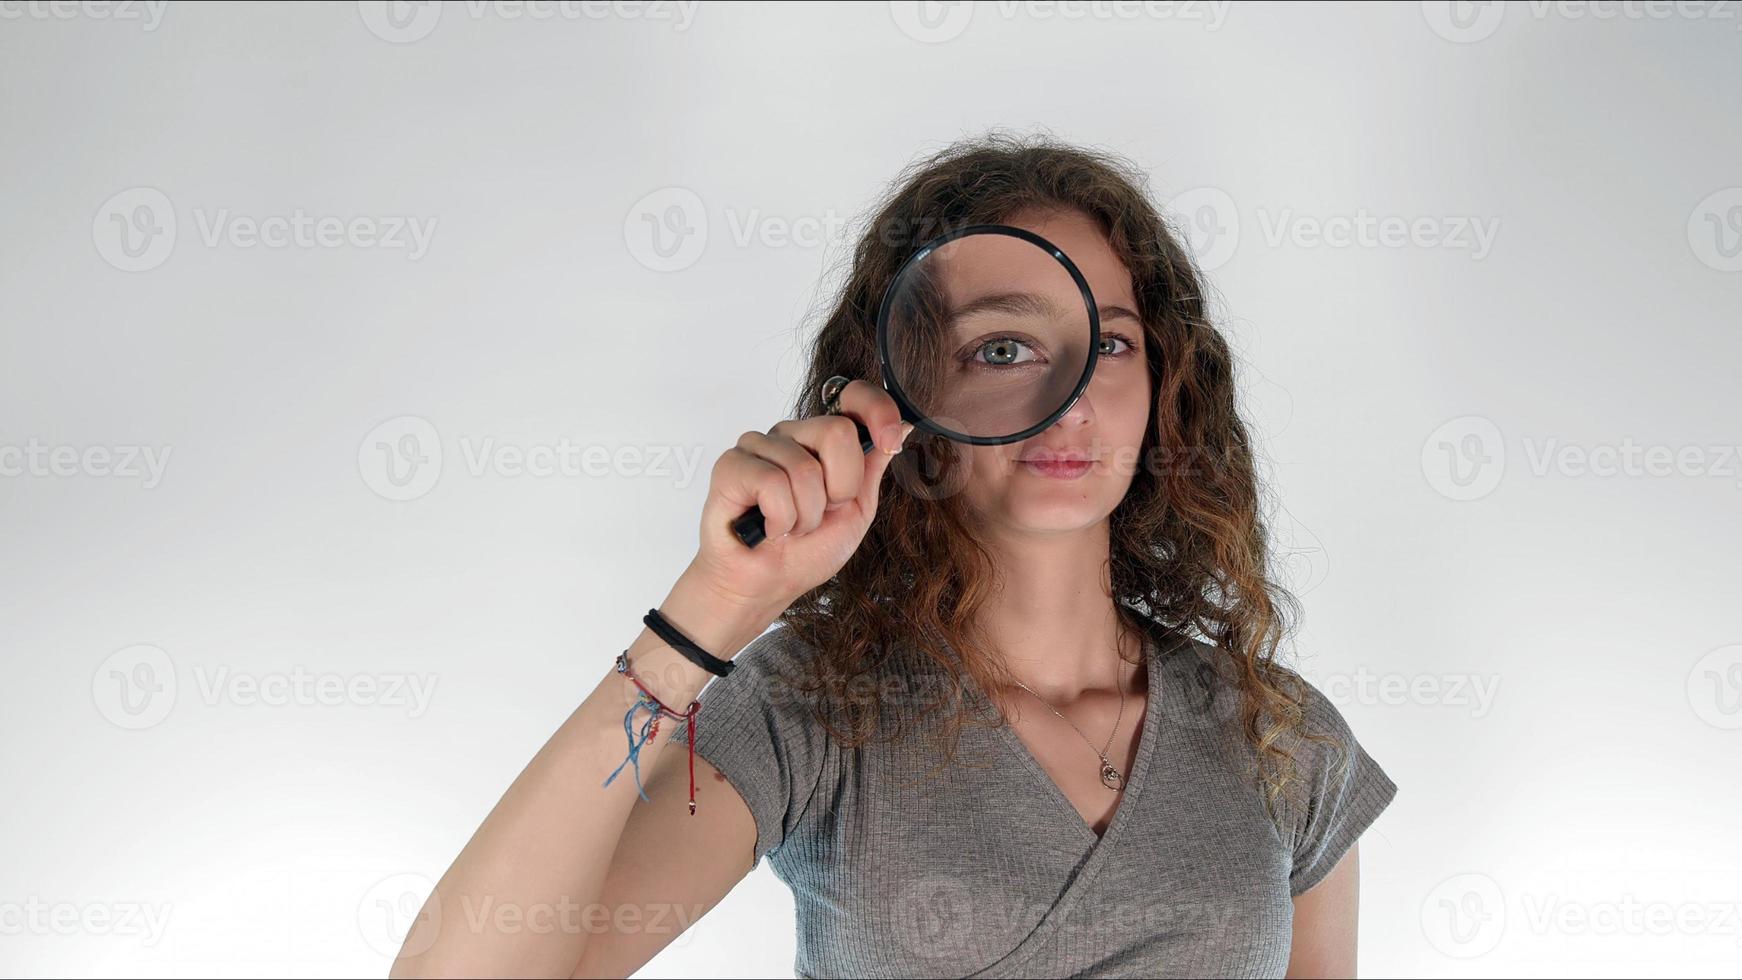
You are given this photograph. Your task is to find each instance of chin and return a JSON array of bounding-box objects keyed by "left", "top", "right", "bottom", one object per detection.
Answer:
[
  {"left": 962, "top": 465, "right": 1133, "bottom": 535},
  {"left": 991, "top": 495, "right": 1118, "bottom": 535}
]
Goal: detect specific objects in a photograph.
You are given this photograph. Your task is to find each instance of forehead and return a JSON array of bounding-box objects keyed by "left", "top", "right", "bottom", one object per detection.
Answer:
[
  {"left": 923, "top": 209, "right": 1135, "bottom": 318},
  {"left": 1000, "top": 208, "right": 1137, "bottom": 308}
]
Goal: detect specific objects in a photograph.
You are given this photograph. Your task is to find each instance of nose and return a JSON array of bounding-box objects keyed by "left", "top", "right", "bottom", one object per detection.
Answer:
[{"left": 1050, "top": 385, "right": 1095, "bottom": 430}]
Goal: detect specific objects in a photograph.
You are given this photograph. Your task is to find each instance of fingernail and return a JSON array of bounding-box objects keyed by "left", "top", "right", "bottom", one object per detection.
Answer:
[
  {"left": 882, "top": 423, "right": 903, "bottom": 454},
  {"left": 888, "top": 422, "right": 913, "bottom": 454}
]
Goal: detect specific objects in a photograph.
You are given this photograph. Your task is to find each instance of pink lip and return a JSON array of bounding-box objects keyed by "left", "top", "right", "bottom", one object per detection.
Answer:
[{"left": 1019, "top": 458, "right": 1095, "bottom": 480}]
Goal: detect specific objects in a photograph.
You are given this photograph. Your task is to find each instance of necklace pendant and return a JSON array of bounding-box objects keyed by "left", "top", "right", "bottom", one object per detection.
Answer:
[{"left": 1099, "top": 758, "right": 1125, "bottom": 790}]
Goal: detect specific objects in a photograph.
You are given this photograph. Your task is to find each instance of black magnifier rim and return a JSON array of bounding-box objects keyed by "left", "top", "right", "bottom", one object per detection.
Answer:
[{"left": 874, "top": 223, "right": 1102, "bottom": 447}]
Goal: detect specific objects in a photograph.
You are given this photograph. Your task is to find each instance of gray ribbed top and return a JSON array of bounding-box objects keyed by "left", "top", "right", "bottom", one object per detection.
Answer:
[{"left": 669, "top": 624, "right": 1397, "bottom": 978}]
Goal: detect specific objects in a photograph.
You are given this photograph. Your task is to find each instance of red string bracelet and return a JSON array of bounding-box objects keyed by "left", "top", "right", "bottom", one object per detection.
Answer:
[{"left": 607, "top": 650, "right": 703, "bottom": 815}]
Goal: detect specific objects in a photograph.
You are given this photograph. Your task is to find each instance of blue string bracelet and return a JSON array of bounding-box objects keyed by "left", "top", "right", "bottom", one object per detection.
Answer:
[{"left": 603, "top": 650, "right": 702, "bottom": 814}]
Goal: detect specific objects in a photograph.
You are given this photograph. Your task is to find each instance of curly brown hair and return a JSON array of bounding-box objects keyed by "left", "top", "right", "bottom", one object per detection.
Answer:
[{"left": 775, "top": 132, "right": 1337, "bottom": 822}]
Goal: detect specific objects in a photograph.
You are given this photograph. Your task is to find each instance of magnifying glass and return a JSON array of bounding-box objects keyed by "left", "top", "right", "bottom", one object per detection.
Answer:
[{"left": 732, "top": 223, "right": 1102, "bottom": 547}]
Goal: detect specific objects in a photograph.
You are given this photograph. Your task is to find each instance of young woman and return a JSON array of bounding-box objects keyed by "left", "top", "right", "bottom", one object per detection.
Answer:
[{"left": 392, "top": 135, "right": 1398, "bottom": 979}]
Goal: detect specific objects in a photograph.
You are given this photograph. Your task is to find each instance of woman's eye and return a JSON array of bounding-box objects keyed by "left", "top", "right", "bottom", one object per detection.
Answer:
[
  {"left": 1097, "top": 334, "right": 1134, "bottom": 357},
  {"left": 971, "top": 337, "right": 1039, "bottom": 366}
]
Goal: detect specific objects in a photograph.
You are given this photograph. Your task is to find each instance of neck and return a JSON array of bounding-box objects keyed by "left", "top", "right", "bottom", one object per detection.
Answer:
[{"left": 974, "top": 518, "right": 1138, "bottom": 699}]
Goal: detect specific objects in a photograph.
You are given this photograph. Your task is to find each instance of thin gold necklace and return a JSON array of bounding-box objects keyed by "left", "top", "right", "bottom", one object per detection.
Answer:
[{"left": 1010, "top": 664, "right": 1129, "bottom": 791}]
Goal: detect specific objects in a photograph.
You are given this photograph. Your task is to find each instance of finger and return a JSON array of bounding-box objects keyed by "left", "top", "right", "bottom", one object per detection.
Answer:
[
  {"left": 769, "top": 414, "right": 866, "bottom": 511},
  {"left": 737, "top": 430, "right": 828, "bottom": 536},
  {"left": 707, "top": 446, "right": 799, "bottom": 540},
  {"left": 856, "top": 421, "right": 912, "bottom": 515},
  {"left": 832, "top": 379, "right": 906, "bottom": 455}
]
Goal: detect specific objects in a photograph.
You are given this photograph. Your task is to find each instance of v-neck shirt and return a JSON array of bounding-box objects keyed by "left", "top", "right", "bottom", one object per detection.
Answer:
[
  {"left": 674, "top": 623, "right": 1399, "bottom": 978},
  {"left": 987, "top": 653, "right": 1146, "bottom": 842}
]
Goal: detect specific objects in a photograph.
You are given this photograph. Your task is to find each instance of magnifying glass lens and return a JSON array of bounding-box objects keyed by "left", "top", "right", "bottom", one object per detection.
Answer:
[{"left": 882, "top": 230, "right": 1097, "bottom": 442}]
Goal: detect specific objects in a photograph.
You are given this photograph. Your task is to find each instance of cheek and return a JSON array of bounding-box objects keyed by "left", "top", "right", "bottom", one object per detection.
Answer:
[
  {"left": 962, "top": 442, "right": 1014, "bottom": 487},
  {"left": 1115, "top": 372, "right": 1153, "bottom": 443},
  {"left": 1097, "top": 364, "right": 1153, "bottom": 443},
  {"left": 956, "top": 443, "right": 1030, "bottom": 514}
]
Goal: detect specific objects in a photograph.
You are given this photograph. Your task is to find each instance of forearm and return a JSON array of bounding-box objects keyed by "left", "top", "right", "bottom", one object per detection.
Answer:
[{"left": 390, "top": 568, "right": 782, "bottom": 978}]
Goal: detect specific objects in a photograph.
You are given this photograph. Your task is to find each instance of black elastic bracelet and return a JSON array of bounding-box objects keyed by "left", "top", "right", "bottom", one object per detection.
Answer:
[{"left": 643, "top": 608, "right": 735, "bottom": 678}]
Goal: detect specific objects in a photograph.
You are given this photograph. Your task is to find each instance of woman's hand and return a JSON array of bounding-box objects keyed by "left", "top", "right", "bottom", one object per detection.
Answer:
[{"left": 685, "top": 379, "right": 912, "bottom": 629}]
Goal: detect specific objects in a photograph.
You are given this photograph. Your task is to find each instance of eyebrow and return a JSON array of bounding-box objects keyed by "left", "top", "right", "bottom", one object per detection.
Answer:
[
  {"left": 946, "top": 293, "right": 1143, "bottom": 327},
  {"left": 945, "top": 291, "right": 1065, "bottom": 327}
]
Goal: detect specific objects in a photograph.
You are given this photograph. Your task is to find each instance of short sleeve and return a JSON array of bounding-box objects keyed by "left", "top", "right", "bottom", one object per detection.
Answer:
[
  {"left": 665, "top": 624, "right": 831, "bottom": 870},
  {"left": 1285, "top": 679, "right": 1399, "bottom": 897}
]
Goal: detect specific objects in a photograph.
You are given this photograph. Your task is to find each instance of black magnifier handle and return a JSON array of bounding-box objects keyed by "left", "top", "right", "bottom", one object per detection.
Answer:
[{"left": 731, "top": 416, "right": 879, "bottom": 548}]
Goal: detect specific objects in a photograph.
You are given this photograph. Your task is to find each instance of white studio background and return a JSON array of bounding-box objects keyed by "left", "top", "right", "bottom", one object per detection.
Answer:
[{"left": 2, "top": 2, "right": 1739, "bottom": 977}]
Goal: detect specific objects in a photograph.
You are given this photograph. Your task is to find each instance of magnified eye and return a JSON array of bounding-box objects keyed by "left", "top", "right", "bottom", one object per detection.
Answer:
[{"left": 969, "top": 336, "right": 1040, "bottom": 367}]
